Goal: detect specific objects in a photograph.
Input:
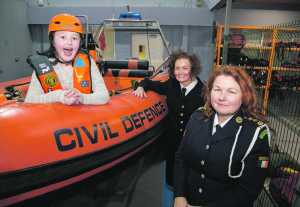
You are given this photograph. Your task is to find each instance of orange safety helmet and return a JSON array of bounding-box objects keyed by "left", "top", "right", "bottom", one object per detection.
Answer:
[{"left": 48, "top": 13, "right": 83, "bottom": 34}]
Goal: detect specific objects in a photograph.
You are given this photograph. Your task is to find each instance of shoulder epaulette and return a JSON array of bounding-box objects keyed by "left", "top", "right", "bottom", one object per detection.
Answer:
[
  {"left": 197, "top": 106, "right": 206, "bottom": 112},
  {"left": 243, "top": 116, "right": 265, "bottom": 126},
  {"left": 192, "top": 106, "right": 207, "bottom": 121}
]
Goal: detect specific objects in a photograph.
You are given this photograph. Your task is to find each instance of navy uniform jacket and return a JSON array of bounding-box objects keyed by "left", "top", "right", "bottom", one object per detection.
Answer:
[
  {"left": 139, "top": 77, "right": 204, "bottom": 186},
  {"left": 174, "top": 109, "right": 270, "bottom": 207}
]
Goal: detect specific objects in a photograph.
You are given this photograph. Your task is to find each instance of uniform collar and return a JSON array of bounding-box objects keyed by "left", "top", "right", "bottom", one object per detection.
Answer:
[
  {"left": 212, "top": 114, "right": 234, "bottom": 135},
  {"left": 180, "top": 78, "right": 198, "bottom": 96},
  {"left": 213, "top": 113, "right": 234, "bottom": 128},
  {"left": 211, "top": 110, "right": 243, "bottom": 142}
]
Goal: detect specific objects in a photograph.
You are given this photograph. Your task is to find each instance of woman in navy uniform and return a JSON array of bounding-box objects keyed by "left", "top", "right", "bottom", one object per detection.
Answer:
[
  {"left": 133, "top": 51, "right": 205, "bottom": 207},
  {"left": 174, "top": 66, "right": 270, "bottom": 207}
]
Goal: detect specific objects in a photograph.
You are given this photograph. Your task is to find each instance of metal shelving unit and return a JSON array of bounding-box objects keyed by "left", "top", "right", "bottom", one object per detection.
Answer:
[{"left": 215, "top": 25, "right": 300, "bottom": 115}]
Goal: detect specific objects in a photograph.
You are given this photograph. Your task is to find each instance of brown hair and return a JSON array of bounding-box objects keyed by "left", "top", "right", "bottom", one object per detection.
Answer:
[
  {"left": 203, "top": 66, "right": 265, "bottom": 120},
  {"left": 168, "top": 50, "right": 202, "bottom": 78}
]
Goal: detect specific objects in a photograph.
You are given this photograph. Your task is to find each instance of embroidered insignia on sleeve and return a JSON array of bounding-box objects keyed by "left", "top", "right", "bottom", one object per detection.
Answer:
[
  {"left": 259, "top": 129, "right": 268, "bottom": 140},
  {"left": 235, "top": 116, "right": 243, "bottom": 124},
  {"left": 258, "top": 156, "right": 269, "bottom": 168}
]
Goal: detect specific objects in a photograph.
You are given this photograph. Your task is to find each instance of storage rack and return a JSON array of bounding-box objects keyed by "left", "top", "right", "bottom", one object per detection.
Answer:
[{"left": 215, "top": 25, "right": 300, "bottom": 115}]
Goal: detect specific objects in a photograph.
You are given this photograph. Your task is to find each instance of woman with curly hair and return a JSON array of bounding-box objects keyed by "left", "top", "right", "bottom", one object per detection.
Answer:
[{"left": 133, "top": 50, "right": 205, "bottom": 207}]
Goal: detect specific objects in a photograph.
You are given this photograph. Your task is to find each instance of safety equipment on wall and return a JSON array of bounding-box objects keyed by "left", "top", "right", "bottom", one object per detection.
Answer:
[{"left": 48, "top": 13, "right": 83, "bottom": 34}]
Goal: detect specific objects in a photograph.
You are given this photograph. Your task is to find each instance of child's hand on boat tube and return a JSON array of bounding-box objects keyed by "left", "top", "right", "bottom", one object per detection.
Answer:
[
  {"left": 62, "top": 89, "right": 83, "bottom": 105},
  {"left": 132, "top": 86, "right": 147, "bottom": 98}
]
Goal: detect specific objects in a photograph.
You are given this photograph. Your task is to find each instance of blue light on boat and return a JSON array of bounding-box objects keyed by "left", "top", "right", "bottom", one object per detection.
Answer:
[{"left": 119, "top": 11, "right": 142, "bottom": 20}]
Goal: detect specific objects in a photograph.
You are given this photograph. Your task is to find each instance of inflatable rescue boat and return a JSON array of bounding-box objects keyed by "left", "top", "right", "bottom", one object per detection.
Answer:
[{"left": 0, "top": 14, "right": 170, "bottom": 206}]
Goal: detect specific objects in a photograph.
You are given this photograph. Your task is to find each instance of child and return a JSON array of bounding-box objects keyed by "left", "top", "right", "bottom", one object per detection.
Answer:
[{"left": 25, "top": 13, "right": 109, "bottom": 105}]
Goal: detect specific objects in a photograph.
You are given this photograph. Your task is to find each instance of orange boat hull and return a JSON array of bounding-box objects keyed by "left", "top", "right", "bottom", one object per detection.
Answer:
[{"left": 0, "top": 74, "right": 168, "bottom": 206}]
